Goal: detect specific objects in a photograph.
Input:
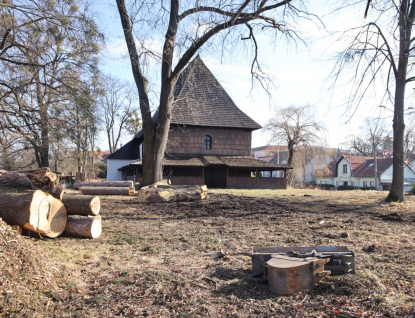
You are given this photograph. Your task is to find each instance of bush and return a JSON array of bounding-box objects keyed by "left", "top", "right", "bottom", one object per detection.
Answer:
[
  {"left": 337, "top": 185, "right": 376, "bottom": 191},
  {"left": 318, "top": 184, "right": 335, "bottom": 188},
  {"left": 411, "top": 184, "right": 415, "bottom": 195},
  {"left": 97, "top": 163, "right": 107, "bottom": 179}
]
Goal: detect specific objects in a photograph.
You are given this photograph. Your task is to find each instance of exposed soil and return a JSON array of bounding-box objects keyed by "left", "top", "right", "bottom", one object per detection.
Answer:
[{"left": 1, "top": 189, "right": 415, "bottom": 317}]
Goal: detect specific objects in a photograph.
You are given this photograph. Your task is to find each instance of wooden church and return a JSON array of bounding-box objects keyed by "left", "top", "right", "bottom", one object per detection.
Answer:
[{"left": 106, "top": 56, "right": 291, "bottom": 189}]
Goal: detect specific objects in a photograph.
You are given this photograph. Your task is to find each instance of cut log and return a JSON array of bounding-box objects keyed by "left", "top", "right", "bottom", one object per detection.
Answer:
[
  {"left": 79, "top": 186, "right": 134, "bottom": 196},
  {"left": 46, "top": 196, "right": 67, "bottom": 238},
  {"left": 64, "top": 215, "right": 102, "bottom": 239},
  {"left": 73, "top": 180, "right": 134, "bottom": 190},
  {"left": 44, "top": 188, "right": 65, "bottom": 200},
  {"left": 138, "top": 185, "right": 207, "bottom": 203},
  {"left": 0, "top": 167, "right": 60, "bottom": 191},
  {"left": 0, "top": 172, "right": 34, "bottom": 189},
  {"left": 62, "top": 195, "right": 100, "bottom": 216},
  {"left": 0, "top": 190, "right": 67, "bottom": 238},
  {"left": 139, "top": 179, "right": 171, "bottom": 190}
]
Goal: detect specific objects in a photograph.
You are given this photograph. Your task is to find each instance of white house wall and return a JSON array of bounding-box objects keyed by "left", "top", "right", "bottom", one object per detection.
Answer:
[
  {"left": 316, "top": 178, "right": 335, "bottom": 185},
  {"left": 381, "top": 164, "right": 415, "bottom": 191},
  {"left": 107, "top": 159, "right": 133, "bottom": 181},
  {"left": 356, "top": 177, "right": 376, "bottom": 188}
]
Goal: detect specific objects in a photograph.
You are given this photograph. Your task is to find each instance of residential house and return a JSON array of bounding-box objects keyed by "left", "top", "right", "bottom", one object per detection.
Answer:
[
  {"left": 254, "top": 145, "right": 336, "bottom": 183},
  {"left": 106, "top": 56, "right": 292, "bottom": 189},
  {"left": 315, "top": 155, "right": 415, "bottom": 191}
]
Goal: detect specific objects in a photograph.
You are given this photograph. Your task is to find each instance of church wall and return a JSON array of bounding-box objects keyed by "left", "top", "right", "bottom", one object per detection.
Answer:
[{"left": 166, "top": 125, "right": 252, "bottom": 157}]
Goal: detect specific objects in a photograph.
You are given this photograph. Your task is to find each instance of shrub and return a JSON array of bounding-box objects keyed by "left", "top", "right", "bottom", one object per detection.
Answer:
[
  {"left": 411, "top": 184, "right": 415, "bottom": 195},
  {"left": 337, "top": 185, "right": 376, "bottom": 191},
  {"left": 97, "top": 163, "right": 107, "bottom": 179},
  {"left": 318, "top": 184, "right": 335, "bottom": 188}
]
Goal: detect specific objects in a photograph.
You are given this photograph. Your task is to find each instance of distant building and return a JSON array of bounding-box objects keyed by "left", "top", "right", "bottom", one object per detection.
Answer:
[
  {"left": 315, "top": 155, "right": 415, "bottom": 191},
  {"left": 254, "top": 145, "right": 336, "bottom": 183}
]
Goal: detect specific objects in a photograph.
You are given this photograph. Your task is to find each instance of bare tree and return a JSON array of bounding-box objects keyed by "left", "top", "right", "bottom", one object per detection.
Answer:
[
  {"left": 349, "top": 117, "right": 390, "bottom": 157},
  {"left": 0, "top": 0, "right": 102, "bottom": 168},
  {"left": 115, "top": 0, "right": 317, "bottom": 186},
  {"left": 291, "top": 146, "right": 336, "bottom": 184},
  {"left": 332, "top": 1, "right": 415, "bottom": 201},
  {"left": 264, "top": 105, "right": 325, "bottom": 166},
  {"left": 100, "top": 76, "right": 139, "bottom": 154}
]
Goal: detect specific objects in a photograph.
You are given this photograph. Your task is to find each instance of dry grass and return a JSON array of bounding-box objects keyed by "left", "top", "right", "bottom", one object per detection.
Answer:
[{"left": 1, "top": 188, "right": 415, "bottom": 317}]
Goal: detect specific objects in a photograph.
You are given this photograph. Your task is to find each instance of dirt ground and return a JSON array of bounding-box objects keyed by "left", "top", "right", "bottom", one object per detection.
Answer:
[{"left": 1, "top": 188, "right": 415, "bottom": 317}]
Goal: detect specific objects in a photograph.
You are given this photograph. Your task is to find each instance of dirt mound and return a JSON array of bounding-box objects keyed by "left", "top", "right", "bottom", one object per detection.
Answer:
[{"left": 0, "top": 218, "right": 59, "bottom": 316}]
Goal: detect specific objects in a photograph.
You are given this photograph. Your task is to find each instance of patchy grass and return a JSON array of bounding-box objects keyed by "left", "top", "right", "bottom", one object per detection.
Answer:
[{"left": 1, "top": 188, "right": 415, "bottom": 317}]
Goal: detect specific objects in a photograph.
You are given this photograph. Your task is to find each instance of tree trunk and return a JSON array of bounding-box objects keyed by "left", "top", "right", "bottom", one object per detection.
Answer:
[
  {"left": 62, "top": 195, "right": 100, "bottom": 216},
  {"left": 0, "top": 190, "right": 67, "bottom": 238},
  {"left": 137, "top": 185, "right": 207, "bottom": 203},
  {"left": 73, "top": 180, "right": 134, "bottom": 190},
  {"left": 64, "top": 215, "right": 102, "bottom": 239},
  {"left": 79, "top": 186, "right": 134, "bottom": 195},
  {"left": 387, "top": 1, "right": 413, "bottom": 202}
]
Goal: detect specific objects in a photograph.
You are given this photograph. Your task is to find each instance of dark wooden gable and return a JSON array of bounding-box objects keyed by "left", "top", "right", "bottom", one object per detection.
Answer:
[{"left": 172, "top": 55, "right": 261, "bottom": 130}]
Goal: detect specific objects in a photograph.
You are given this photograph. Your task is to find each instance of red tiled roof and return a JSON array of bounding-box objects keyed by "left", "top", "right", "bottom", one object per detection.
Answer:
[
  {"left": 343, "top": 156, "right": 373, "bottom": 174},
  {"left": 353, "top": 158, "right": 393, "bottom": 177}
]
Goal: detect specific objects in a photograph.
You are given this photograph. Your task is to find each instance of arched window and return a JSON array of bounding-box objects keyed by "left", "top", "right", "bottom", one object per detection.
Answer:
[{"left": 204, "top": 135, "right": 212, "bottom": 150}]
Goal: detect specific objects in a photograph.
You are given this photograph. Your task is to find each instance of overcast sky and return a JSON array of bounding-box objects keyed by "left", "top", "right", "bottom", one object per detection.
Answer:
[{"left": 95, "top": 1, "right": 402, "bottom": 150}]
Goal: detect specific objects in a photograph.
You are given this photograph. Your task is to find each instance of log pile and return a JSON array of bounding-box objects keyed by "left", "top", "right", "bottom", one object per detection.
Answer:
[
  {"left": 61, "top": 194, "right": 102, "bottom": 239},
  {"left": 138, "top": 185, "right": 208, "bottom": 203},
  {"left": 0, "top": 168, "right": 102, "bottom": 239},
  {"left": 74, "top": 180, "right": 135, "bottom": 196}
]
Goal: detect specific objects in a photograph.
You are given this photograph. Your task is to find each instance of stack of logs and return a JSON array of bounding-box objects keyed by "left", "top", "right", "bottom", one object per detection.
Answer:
[
  {"left": 0, "top": 168, "right": 102, "bottom": 239},
  {"left": 74, "top": 180, "right": 135, "bottom": 196}
]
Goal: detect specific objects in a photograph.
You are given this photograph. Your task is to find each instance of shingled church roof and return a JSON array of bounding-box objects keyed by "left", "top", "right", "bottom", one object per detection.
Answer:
[{"left": 172, "top": 55, "right": 261, "bottom": 130}]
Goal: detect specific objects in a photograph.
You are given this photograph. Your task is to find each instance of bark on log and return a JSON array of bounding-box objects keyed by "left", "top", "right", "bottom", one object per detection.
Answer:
[
  {"left": 0, "top": 167, "right": 60, "bottom": 191},
  {"left": 44, "top": 188, "right": 65, "bottom": 200},
  {"left": 138, "top": 185, "right": 208, "bottom": 203},
  {"left": 64, "top": 215, "right": 102, "bottom": 239},
  {"left": 0, "top": 190, "right": 67, "bottom": 238},
  {"left": 79, "top": 186, "right": 134, "bottom": 196},
  {"left": 62, "top": 195, "right": 100, "bottom": 216},
  {"left": 139, "top": 179, "right": 171, "bottom": 190},
  {"left": 73, "top": 180, "right": 134, "bottom": 190}
]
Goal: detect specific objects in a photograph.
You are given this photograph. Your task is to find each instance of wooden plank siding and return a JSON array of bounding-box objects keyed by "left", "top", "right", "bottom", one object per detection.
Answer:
[
  {"left": 170, "top": 176, "right": 204, "bottom": 185},
  {"left": 167, "top": 125, "right": 252, "bottom": 156},
  {"left": 227, "top": 176, "right": 287, "bottom": 189}
]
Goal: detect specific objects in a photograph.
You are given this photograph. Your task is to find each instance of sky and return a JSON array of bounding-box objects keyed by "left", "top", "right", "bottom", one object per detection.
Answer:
[{"left": 94, "top": 1, "right": 402, "bottom": 150}]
